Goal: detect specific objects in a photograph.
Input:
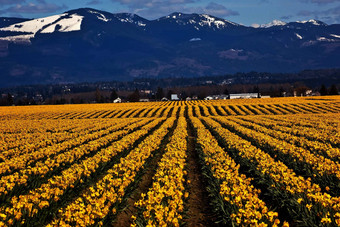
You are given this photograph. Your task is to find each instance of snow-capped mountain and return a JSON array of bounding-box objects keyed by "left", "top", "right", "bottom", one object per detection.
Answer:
[
  {"left": 260, "top": 20, "right": 287, "bottom": 28},
  {"left": 259, "top": 19, "right": 327, "bottom": 28},
  {"left": 157, "top": 12, "right": 240, "bottom": 29},
  {"left": 0, "top": 9, "right": 151, "bottom": 43},
  {"left": 0, "top": 8, "right": 339, "bottom": 87},
  {"left": 0, "top": 13, "right": 84, "bottom": 42}
]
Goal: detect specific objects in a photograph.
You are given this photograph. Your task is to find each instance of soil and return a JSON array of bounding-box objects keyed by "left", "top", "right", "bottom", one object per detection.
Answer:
[{"left": 184, "top": 119, "right": 217, "bottom": 227}]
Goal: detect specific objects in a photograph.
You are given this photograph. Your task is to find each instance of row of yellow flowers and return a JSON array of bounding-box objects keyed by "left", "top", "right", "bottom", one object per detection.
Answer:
[
  {"left": 187, "top": 102, "right": 340, "bottom": 118},
  {"left": 133, "top": 116, "right": 188, "bottom": 227},
  {"left": 0, "top": 118, "right": 123, "bottom": 163},
  {"left": 266, "top": 112, "right": 340, "bottom": 128},
  {"left": 3, "top": 101, "right": 337, "bottom": 121},
  {"left": 190, "top": 116, "right": 284, "bottom": 226},
  {"left": 215, "top": 117, "right": 340, "bottom": 180},
  {"left": 0, "top": 118, "right": 85, "bottom": 134},
  {"left": 305, "top": 102, "right": 340, "bottom": 113},
  {"left": 0, "top": 118, "right": 147, "bottom": 199},
  {"left": 0, "top": 118, "right": 139, "bottom": 176},
  {"left": 49, "top": 117, "right": 176, "bottom": 226},
  {"left": 0, "top": 118, "right": 163, "bottom": 226},
  {"left": 145, "top": 107, "right": 163, "bottom": 118},
  {"left": 203, "top": 117, "right": 340, "bottom": 226},
  {"left": 0, "top": 118, "right": 82, "bottom": 144},
  {"left": 248, "top": 114, "right": 340, "bottom": 149},
  {"left": 266, "top": 114, "right": 340, "bottom": 146},
  {"left": 2, "top": 101, "right": 339, "bottom": 121},
  {"left": 1, "top": 96, "right": 339, "bottom": 120},
  {"left": 235, "top": 116, "right": 340, "bottom": 161}
]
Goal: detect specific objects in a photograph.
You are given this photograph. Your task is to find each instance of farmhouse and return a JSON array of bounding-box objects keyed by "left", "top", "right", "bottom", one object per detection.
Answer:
[
  {"left": 171, "top": 94, "right": 180, "bottom": 101},
  {"left": 229, "top": 93, "right": 260, "bottom": 99}
]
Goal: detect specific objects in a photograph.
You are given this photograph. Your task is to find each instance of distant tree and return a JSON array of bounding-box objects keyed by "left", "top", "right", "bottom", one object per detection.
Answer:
[
  {"left": 95, "top": 88, "right": 101, "bottom": 103},
  {"left": 55, "top": 98, "right": 65, "bottom": 105},
  {"left": 329, "top": 84, "right": 339, "bottom": 95},
  {"left": 295, "top": 85, "right": 309, "bottom": 96},
  {"left": 223, "top": 88, "right": 229, "bottom": 95},
  {"left": 31, "top": 98, "right": 38, "bottom": 105},
  {"left": 128, "top": 88, "right": 140, "bottom": 102},
  {"left": 167, "top": 90, "right": 173, "bottom": 100},
  {"left": 110, "top": 89, "right": 118, "bottom": 102},
  {"left": 17, "top": 97, "right": 29, "bottom": 106},
  {"left": 181, "top": 91, "right": 187, "bottom": 100},
  {"left": 279, "top": 87, "right": 286, "bottom": 97},
  {"left": 320, "top": 84, "right": 328, "bottom": 96},
  {"left": 7, "top": 93, "right": 13, "bottom": 106},
  {"left": 253, "top": 85, "right": 260, "bottom": 98},
  {"left": 155, "top": 87, "right": 164, "bottom": 100},
  {"left": 95, "top": 88, "right": 104, "bottom": 103}
]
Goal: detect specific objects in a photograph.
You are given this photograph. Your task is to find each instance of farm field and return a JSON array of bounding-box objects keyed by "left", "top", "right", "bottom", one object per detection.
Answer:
[{"left": 0, "top": 96, "right": 340, "bottom": 226}]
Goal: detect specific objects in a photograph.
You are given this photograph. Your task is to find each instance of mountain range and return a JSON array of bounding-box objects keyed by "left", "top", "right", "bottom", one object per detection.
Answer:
[{"left": 0, "top": 8, "right": 339, "bottom": 87}]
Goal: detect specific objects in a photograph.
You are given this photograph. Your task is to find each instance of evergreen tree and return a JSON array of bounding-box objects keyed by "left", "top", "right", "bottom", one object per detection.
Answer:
[
  {"left": 279, "top": 87, "right": 285, "bottom": 97},
  {"left": 155, "top": 87, "right": 164, "bottom": 100},
  {"left": 320, "top": 84, "right": 328, "bottom": 96},
  {"left": 167, "top": 90, "right": 173, "bottom": 100},
  {"left": 329, "top": 84, "right": 339, "bottom": 95},
  {"left": 110, "top": 89, "right": 118, "bottom": 102},
  {"left": 95, "top": 88, "right": 101, "bottom": 103},
  {"left": 128, "top": 89, "right": 140, "bottom": 102},
  {"left": 253, "top": 85, "right": 259, "bottom": 93},
  {"left": 223, "top": 88, "right": 229, "bottom": 95},
  {"left": 253, "top": 85, "right": 260, "bottom": 98},
  {"left": 7, "top": 93, "right": 13, "bottom": 106}
]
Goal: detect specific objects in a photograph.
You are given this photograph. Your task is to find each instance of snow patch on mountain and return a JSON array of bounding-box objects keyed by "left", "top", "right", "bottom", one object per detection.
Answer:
[
  {"left": 317, "top": 37, "right": 337, "bottom": 42},
  {"left": 137, "top": 21, "right": 146, "bottom": 27},
  {"left": 190, "top": 38, "right": 201, "bottom": 42},
  {"left": 295, "top": 33, "right": 303, "bottom": 39},
  {"left": 0, "top": 13, "right": 83, "bottom": 42},
  {"left": 0, "top": 34, "right": 33, "bottom": 43},
  {"left": 0, "top": 14, "right": 64, "bottom": 34},
  {"left": 199, "top": 14, "right": 226, "bottom": 28},
  {"left": 161, "top": 13, "right": 239, "bottom": 28},
  {"left": 260, "top": 20, "right": 287, "bottom": 28},
  {"left": 112, "top": 13, "right": 147, "bottom": 27},
  {"left": 41, "top": 14, "right": 84, "bottom": 33},
  {"left": 200, "top": 14, "right": 238, "bottom": 28},
  {"left": 296, "top": 19, "right": 323, "bottom": 26},
  {"left": 114, "top": 13, "right": 136, "bottom": 23},
  {"left": 330, "top": 34, "right": 340, "bottom": 39},
  {"left": 88, "top": 10, "right": 111, "bottom": 22}
]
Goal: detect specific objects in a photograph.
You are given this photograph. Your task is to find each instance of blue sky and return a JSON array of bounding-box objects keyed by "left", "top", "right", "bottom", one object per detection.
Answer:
[{"left": 0, "top": 0, "right": 339, "bottom": 26}]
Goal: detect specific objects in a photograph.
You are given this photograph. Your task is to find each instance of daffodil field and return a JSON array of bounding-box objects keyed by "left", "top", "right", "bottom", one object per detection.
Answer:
[{"left": 0, "top": 96, "right": 340, "bottom": 226}]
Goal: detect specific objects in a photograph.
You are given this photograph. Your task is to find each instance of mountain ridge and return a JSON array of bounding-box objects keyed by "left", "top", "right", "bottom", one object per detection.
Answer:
[{"left": 0, "top": 8, "right": 339, "bottom": 87}]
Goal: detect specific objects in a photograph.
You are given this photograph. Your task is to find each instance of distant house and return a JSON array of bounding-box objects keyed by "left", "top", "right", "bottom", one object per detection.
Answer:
[
  {"left": 171, "top": 94, "right": 180, "bottom": 101},
  {"left": 113, "top": 97, "right": 121, "bottom": 103},
  {"left": 204, "top": 95, "right": 228, "bottom": 100},
  {"left": 305, "top": 90, "right": 313, "bottom": 96},
  {"left": 229, "top": 93, "right": 259, "bottom": 99}
]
